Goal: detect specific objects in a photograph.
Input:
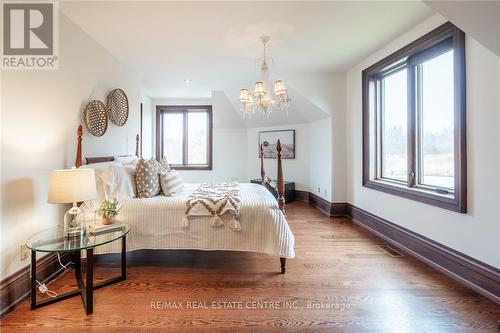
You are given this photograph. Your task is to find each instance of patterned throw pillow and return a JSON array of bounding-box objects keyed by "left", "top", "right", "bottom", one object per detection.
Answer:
[
  {"left": 158, "top": 157, "right": 171, "bottom": 172},
  {"left": 160, "top": 169, "right": 184, "bottom": 196},
  {"left": 135, "top": 159, "right": 161, "bottom": 198}
]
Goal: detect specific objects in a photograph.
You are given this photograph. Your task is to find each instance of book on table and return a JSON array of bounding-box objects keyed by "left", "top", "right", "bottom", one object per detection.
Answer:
[{"left": 88, "top": 220, "right": 124, "bottom": 235}]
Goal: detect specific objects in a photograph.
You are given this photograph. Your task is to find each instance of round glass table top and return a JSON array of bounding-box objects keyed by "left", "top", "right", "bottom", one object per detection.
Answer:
[{"left": 26, "top": 221, "right": 131, "bottom": 253}]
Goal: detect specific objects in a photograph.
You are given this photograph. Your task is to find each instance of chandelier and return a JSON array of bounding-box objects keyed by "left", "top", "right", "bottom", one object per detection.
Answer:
[{"left": 239, "top": 36, "right": 291, "bottom": 118}]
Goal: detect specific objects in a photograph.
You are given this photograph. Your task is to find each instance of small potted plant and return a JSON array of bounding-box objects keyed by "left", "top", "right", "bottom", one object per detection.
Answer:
[{"left": 96, "top": 199, "right": 118, "bottom": 225}]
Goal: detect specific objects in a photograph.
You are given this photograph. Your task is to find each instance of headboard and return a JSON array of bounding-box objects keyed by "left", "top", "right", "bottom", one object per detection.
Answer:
[{"left": 74, "top": 125, "right": 140, "bottom": 168}]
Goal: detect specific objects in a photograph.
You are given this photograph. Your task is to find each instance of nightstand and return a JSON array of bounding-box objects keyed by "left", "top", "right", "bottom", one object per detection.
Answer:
[
  {"left": 26, "top": 222, "right": 130, "bottom": 315},
  {"left": 250, "top": 179, "right": 296, "bottom": 203}
]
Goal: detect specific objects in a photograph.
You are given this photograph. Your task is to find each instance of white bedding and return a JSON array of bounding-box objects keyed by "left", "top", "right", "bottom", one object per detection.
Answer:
[{"left": 83, "top": 183, "right": 295, "bottom": 258}]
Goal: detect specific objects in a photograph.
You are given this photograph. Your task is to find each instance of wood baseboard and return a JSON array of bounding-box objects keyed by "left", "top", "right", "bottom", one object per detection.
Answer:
[
  {"left": 294, "top": 189, "right": 310, "bottom": 203},
  {"left": 0, "top": 253, "right": 71, "bottom": 319},
  {"left": 295, "top": 190, "right": 348, "bottom": 217},
  {"left": 346, "top": 204, "right": 500, "bottom": 304}
]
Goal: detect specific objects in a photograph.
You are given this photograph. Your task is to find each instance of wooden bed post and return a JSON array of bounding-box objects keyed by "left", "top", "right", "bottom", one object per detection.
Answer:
[
  {"left": 135, "top": 134, "right": 140, "bottom": 158},
  {"left": 260, "top": 144, "right": 266, "bottom": 185},
  {"left": 280, "top": 257, "right": 287, "bottom": 274},
  {"left": 277, "top": 139, "right": 286, "bottom": 274},
  {"left": 276, "top": 140, "right": 285, "bottom": 215},
  {"left": 75, "top": 125, "right": 83, "bottom": 168}
]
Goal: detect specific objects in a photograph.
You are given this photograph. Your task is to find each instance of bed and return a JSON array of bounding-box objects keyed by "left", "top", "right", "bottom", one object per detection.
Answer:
[{"left": 74, "top": 126, "right": 295, "bottom": 273}]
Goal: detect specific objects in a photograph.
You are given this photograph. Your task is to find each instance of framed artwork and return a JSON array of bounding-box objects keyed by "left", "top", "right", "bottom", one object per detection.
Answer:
[{"left": 259, "top": 130, "right": 295, "bottom": 159}]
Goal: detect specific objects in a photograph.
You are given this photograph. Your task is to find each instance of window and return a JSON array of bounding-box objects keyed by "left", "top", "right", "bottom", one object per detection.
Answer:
[
  {"left": 156, "top": 105, "right": 212, "bottom": 170},
  {"left": 362, "top": 22, "right": 466, "bottom": 212}
]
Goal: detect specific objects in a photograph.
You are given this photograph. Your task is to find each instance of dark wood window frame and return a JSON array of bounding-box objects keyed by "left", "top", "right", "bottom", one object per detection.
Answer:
[
  {"left": 156, "top": 105, "right": 213, "bottom": 170},
  {"left": 362, "top": 22, "right": 466, "bottom": 213}
]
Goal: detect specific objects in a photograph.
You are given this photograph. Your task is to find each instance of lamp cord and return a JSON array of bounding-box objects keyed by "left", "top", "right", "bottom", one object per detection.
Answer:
[{"left": 29, "top": 252, "right": 73, "bottom": 298}]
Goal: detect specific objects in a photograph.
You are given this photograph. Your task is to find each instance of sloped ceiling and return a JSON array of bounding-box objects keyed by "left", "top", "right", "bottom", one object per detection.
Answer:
[
  {"left": 424, "top": 1, "right": 500, "bottom": 57},
  {"left": 59, "top": 1, "right": 433, "bottom": 126}
]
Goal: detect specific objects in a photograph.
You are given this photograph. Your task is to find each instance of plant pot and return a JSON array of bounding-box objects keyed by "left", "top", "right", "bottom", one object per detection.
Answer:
[{"left": 101, "top": 217, "right": 113, "bottom": 225}]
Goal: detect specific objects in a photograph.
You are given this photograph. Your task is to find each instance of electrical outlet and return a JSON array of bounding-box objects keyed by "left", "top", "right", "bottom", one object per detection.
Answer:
[
  {"left": 20, "top": 244, "right": 29, "bottom": 261},
  {"left": 318, "top": 187, "right": 321, "bottom": 193},
  {"left": 324, "top": 189, "right": 327, "bottom": 196}
]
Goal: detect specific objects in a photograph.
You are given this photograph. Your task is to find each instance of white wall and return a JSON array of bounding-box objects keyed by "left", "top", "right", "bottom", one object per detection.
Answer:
[
  {"left": 330, "top": 74, "right": 347, "bottom": 202},
  {"left": 308, "top": 118, "right": 332, "bottom": 201},
  {"left": 282, "top": 72, "right": 347, "bottom": 202},
  {"left": 0, "top": 14, "right": 142, "bottom": 280},
  {"left": 140, "top": 92, "right": 154, "bottom": 159},
  {"left": 346, "top": 14, "right": 500, "bottom": 267}
]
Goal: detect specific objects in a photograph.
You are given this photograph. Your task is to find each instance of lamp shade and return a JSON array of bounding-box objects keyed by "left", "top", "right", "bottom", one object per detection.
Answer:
[
  {"left": 247, "top": 94, "right": 255, "bottom": 105},
  {"left": 253, "top": 81, "right": 266, "bottom": 97},
  {"left": 274, "top": 80, "right": 286, "bottom": 96},
  {"left": 239, "top": 88, "right": 249, "bottom": 102},
  {"left": 48, "top": 168, "right": 97, "bottom": 204}
]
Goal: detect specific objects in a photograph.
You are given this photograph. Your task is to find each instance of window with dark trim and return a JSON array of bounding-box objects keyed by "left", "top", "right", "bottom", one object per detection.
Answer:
[
  {"left": 156, "top": 105, "right": 213, "bottom": 170},
  {"left": 362, "top": 22, "right": 466, "bottom": 213}
]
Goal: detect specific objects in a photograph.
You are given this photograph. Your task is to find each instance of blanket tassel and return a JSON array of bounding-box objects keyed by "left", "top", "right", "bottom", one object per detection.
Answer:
[
  {"left": 210, "top": 216, "right": 224, "bottom": 227},
  {"left": 230, "top": 217, "right": 241, "bottom": 232}
]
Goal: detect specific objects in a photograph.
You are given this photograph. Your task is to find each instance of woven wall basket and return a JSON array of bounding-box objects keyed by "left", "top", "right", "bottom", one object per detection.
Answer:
[
  {"left": 106, "top": 88, "right": 129, "bottom": 126},
  {"left": 84, "top": 100, "right": 108, "bottom": 137}
]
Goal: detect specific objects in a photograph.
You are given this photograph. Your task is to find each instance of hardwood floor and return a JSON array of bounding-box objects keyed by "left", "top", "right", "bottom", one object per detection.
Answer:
[{"left": 1, "top": 202, "right": 499, "bottom": 332}]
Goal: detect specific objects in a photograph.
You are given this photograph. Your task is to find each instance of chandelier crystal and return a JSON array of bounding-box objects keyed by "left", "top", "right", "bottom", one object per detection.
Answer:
[{"left": 239, "top": 36, "right": 291, "bottom": 118}]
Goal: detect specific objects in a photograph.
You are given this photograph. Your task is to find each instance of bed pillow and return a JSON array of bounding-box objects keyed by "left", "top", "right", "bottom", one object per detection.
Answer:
[
  {"left": 158, "top": 157, "right": 171, "bottom": 172},
  {"left": 160, "top": 169, "right": 184, "bottom": 196},
  {"left": 135, "top": 159, "right": 161, "bottom": 198},
  {"left": 115, "top": 155, "right": 139, "bottom": 165},
  {"left": 103, "top": 164, "right": 137, "bottom": 201},
  {"left": 79, "top": 162, "right": 121, "bottom": 203},
  {"left": 81, "top": 161, "right": 121, "bottom": 170}
]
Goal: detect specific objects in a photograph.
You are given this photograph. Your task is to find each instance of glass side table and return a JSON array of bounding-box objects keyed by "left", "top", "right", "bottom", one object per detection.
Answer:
[{"left": 26, "top": 222, "right": 131, "bottom": 315}]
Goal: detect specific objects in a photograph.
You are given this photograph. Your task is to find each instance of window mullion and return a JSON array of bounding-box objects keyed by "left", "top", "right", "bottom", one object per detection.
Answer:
[
  {"left": 378, "top": 79, "right": 384, "bottom": 180},
  {"left": 158, "top": 111, "right": 163, "bottom": 160},
  {"left": 407, "top": 63, "right": 416, "bottom": 187},
  {"left": 183, "top": 111, "right": 188, "bottom": 166}
]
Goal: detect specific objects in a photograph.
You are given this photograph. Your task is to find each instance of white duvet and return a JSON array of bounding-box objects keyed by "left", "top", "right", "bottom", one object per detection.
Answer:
[{"left": 82, "top": 183, "right": 295, "bottom": 259}]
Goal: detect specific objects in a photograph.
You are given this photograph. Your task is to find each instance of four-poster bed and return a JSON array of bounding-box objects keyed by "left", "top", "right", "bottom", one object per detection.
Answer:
[{"left": 74, "top": 125, "right": 293, "bottom": 273}]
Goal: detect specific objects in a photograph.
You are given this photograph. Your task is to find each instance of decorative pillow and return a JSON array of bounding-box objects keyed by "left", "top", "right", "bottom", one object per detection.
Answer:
[
  {"left": 160, "top": 169, "right": 184, "bottom": 196},
  {"left": 158, "top": 157, "right": 171, "bottom": 172},
  {"left": 135, "top": 159, "right": 161, "bottom": 198}
]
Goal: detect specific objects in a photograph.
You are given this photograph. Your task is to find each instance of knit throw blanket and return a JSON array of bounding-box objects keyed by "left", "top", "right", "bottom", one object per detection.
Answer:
[{"left": 184, "top": 182, "right": 241, "bottom": 231}]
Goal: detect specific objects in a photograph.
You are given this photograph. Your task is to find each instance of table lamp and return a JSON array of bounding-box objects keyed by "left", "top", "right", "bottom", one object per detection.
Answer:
[{"left": 48, "top": 168, "right": 97, "bottom": 238}]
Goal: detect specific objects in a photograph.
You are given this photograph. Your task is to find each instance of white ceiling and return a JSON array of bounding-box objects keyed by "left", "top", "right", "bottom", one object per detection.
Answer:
[{"left": 60, "top": 1, "right": 433, "bottom": 100}]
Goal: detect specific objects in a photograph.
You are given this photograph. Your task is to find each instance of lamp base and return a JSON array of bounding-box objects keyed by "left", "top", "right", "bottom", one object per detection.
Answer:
[
  {"left": 65, "top": 225, "right": 85, "bottom": 238},
  {"left": 64, "top": 204, "right": 85, "bottom": 238}
]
